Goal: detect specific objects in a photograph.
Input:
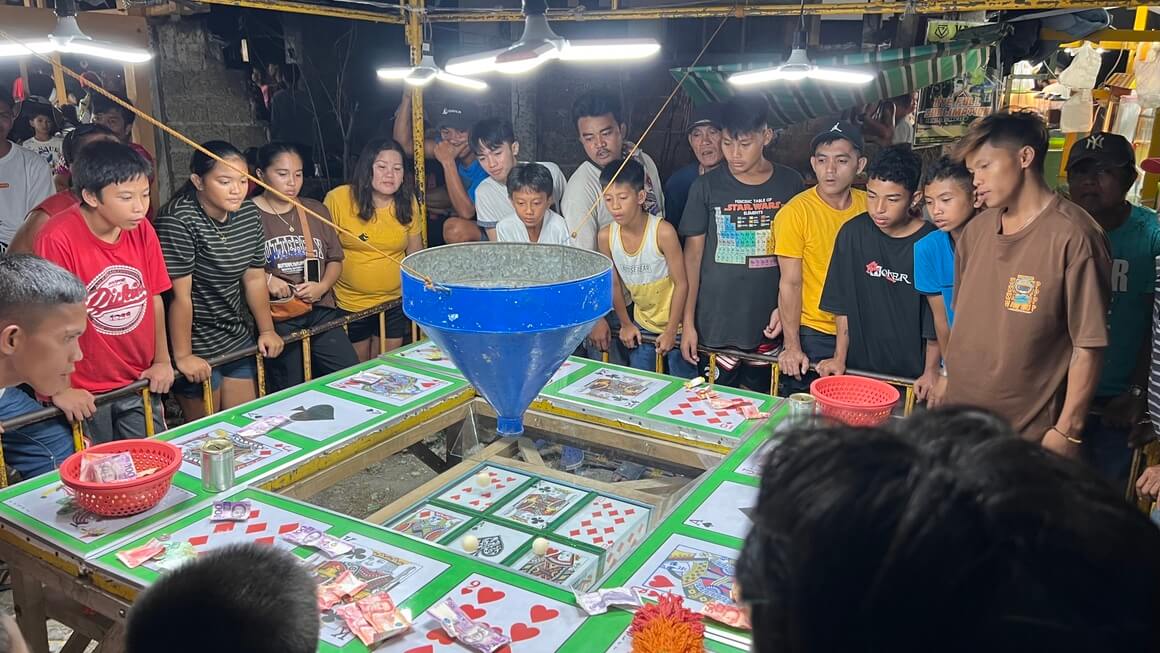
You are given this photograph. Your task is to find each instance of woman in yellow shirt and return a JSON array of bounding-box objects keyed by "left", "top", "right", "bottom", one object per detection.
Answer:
[{"left": 324, "top": 139, "right": 422, "bottom": 360}]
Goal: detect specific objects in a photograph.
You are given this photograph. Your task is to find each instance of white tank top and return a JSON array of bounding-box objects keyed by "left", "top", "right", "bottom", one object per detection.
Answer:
[{"left": 610, "top": 215, "right": 674, "bottom": 335}]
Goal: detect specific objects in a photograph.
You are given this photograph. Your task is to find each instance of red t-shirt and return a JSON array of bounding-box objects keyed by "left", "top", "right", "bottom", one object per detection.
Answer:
[{"left": 34, "top": 207, "right": 172, "bottom": 393}]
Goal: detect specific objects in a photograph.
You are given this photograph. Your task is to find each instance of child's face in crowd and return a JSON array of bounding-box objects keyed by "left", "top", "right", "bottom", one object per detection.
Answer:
[
  {"left": 1068, "top": 161, "right": 1128, "bottom": 216},
  {"left": 811, "top": 140, "right": 863, "bottom": 197},
  {"left": 866, "top": 177, "right": 918, "bottom": 232},
  {"left": 603, "top": 182, "right": 647, "bottom": 225},
  {"left": 476, "top": 141, "right": 518, "bottom": 183},
  {"left": 439, "top": 127, "right": 471, "bottom": 159},
  {"left": 258, "top": 152, "right": 304, "bottom": 200},
  {"left": 923, "top": 178, "right": 976, "bottom": 232},
  {"left": 965, "top": 141, "right": 1031, "bottom": 209},
  {"left": 511, "top": 188, "right": 549, "bottom": 230},
  {"left": 577, "top": 113, "right": 625, "bottom": 168},
  {"left": 31, "top": 115, "right": 52, "bottom": 138},
  {"left": 722, "top": 127, "right": 771, "bottom": 176},
  {"left": 195, "top": 156, "right": 248, "bottom": 214},
  {"left": 0, "top": 101, "right": 13, "bottom": 142},
  {"left": 94, "top": 110, "right": 130, "bottom": 141},
  {"left": 85, "top": 175, "right": 150, "bottom": 231},
  {"left": 688, "top": 125, "right": 723, "bottom": 169},
  {"left": 371, "top": 149, "right": 405, "bottom": 197}
]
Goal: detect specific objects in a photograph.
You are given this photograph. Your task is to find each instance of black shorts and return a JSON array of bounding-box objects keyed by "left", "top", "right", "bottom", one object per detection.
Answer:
[{"left": 344, "top": 305, "right": 409, "bottom": 343}]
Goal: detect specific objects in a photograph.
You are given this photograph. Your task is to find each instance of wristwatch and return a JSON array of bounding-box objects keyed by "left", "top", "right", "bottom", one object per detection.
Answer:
[{"left": 1129, "top": 385, "right": 1144, "bottom": 398}]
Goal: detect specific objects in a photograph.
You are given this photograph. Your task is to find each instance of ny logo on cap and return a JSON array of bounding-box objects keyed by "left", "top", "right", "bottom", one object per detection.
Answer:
[
  {"left": 442, "top": 108, "right": 463, "bottom": 117},
  {"left": 1085, "top": 134, "right": 1105, "bottom": 150},
  {"left": 830, "top": 122, "right": 844, "bottom": 133}
]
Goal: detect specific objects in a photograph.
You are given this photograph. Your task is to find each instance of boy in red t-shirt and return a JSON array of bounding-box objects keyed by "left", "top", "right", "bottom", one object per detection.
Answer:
[{"left": 34, "top": 140, "right": 173, "bottom": 441}]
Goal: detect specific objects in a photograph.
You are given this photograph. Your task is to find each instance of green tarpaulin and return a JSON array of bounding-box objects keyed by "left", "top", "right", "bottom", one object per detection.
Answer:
[{"left": 671, "top": 40, "right": 992, "bottom": 128}]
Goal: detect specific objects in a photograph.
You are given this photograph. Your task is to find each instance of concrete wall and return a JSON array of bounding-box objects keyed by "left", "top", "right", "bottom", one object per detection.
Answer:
[{"left": 149, "top": 17, "right": 266, "bottom": 199}]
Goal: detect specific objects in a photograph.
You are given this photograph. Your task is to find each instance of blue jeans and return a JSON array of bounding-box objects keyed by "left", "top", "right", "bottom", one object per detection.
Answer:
[
  {"left": 778, "top": 328, "right": 836, "bottom": 396},
  {"left": 626, "top": 327, "right": 699, "bottom": 379},
  {"left": 172, "top": 347, "right": 258, "bottom": 398},
  {"left": 1080, "top": 399, "right": 1133, "bottom": 495},
  {"left": 0, "top": 387, "right": 74, "bottom": 479}
]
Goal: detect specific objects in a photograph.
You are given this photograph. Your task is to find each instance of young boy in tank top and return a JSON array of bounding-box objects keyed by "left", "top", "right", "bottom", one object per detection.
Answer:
[{"left": 597, "top": 158, "right": 697, "bottom": 378}]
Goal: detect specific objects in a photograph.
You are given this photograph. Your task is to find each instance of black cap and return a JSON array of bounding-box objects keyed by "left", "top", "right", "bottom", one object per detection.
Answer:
[
  {"left": 687, "top": 102, "right": 724, "bottom": 133},
  {"left": 1067, "top": 132, "right": 1135, "bottom": 171},
  {"left": 810, "top": 121, "right": 864, "bottom": 152},
  {"left": 436, "top": 102, "right": 479, "bottom": 131}
]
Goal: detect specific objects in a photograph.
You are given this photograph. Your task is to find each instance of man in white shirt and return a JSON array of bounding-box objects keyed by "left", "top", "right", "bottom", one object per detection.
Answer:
[
  {"left": 495, "top": 164, "right": 571, "bottom": 245},
  {"left": 0, "top": 90, "right": 53, "bottom": 252},
  {"left": 443, "top": 118, "right": 566, "bottom": 243},
  {"left": 561, "top": 91, "right": 665, "bottom": 252}
]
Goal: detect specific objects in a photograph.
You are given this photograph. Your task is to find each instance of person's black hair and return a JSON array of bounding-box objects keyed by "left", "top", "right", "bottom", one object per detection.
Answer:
[
  {"left": 954, "top": 109, "right": 1049, "bottom": 174},
  {"left": 255, "top": 142, "right": 304, "bottom": 172},
  {"left": 350, "top": 138, "right": 413, "bottom": 224},
  {"left": 471, "top": 118, "right": 516, "bottom": 153},
  {"left": 72, "top": 140, "right": 150, "bottom": 200},
  {"left": 61, "top": 123, "right": 117, "bottom": 165},
  {"left": 23, "top": 102, "right": 55, "bottom": 123},
  {"left": 720, "top": 95, "right": 770, "bottom": 138},
  {"left": 91, "top": 94, "right": 137, "bottom": 126},
  {"left": 507, "top": 163, "right": 555, "bottom": 197},
  {"left": 598, "top": 158, "right": 645, "bottom": 192},
  {"left": 571, "top": 90, "right": 623, "bottom": 129},
  {"left": 738, "top": 409, "right": 1160, "bottom": 653},
  {"left": 866, "top": 144, "right": 923, "bottom": 194},
  {"left": 921, "top": 155, "right": 973, "bottom": 194},
  {"left": 164, "top": 140, "right": 246, "bottom": 211},
  {"left": 126, "top": 544, "right": 319, "bottom": 653}
]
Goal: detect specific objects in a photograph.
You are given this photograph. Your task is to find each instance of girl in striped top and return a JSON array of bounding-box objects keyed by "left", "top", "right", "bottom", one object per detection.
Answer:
[{"left": 597, "top": 158, "right": 696, "bottom": 379}]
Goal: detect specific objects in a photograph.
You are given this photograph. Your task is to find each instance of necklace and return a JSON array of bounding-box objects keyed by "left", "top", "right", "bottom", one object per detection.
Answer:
[
  {"left": 260, "top": 197, "right": 296, "bottom": 232},
  {"left": 198, "top": 199, "right": 229, "bottom": 242}
]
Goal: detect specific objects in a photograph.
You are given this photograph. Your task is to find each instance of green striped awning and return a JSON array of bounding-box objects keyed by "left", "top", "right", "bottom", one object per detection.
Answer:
[{"left": 672, "top": 41, "right": 992, "bottom": 128}]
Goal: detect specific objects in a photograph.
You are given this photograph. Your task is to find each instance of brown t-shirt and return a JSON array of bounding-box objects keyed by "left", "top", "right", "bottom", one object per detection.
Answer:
[
  {"left": 257, "top": 197, "right": 344, "bottom": 310},
  {"left": 946, "top": 195, "right": 1111, "bottom": 438}
]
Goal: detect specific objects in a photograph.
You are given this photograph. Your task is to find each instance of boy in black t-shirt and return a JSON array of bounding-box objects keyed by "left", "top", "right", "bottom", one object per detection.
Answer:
[
  {"left": 679, "top": 96, "right": 803, "bottom": 389},
  {"left": 818, "top": 146, "right": 940, "bottom": 396}
]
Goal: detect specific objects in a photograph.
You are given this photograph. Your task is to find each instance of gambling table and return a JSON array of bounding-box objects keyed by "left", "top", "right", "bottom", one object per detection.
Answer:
[{"left": 0, "top": 342, "right": 781, "bottom": 653}]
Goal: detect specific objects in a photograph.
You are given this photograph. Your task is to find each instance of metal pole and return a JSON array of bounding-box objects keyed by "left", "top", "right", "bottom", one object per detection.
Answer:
[{"left": 405, "top": 0, "right": 429, "bottom": 247}]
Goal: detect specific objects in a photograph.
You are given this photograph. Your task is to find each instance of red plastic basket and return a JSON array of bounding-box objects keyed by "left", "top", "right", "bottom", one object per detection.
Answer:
[
  {"left": 59, "top": 440, "right": 182, "bottom": 518},
  {"left": 810, "top": 375, "right": 900, "bottom": 427}
]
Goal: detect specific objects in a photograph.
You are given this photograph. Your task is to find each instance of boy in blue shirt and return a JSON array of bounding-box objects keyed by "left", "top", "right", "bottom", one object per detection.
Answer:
[
  {"left": 913, "top": 156, "right": 978, "bottom": 405},
  {"left": 1067, "top": 132, "right": 1160, "bottom": 491}
]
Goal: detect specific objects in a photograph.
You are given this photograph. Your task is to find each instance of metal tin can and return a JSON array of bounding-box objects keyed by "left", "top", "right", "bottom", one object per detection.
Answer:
[
  {"left": 201, "top": 438, "right": 235, "bottom": 493},
  {"left": 788, "top": 393, "right": 817, "bottom": 422}
]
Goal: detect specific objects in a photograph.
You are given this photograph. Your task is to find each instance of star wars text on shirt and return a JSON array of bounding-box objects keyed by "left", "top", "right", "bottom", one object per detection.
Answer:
[{"left": 712, "top": 196, "right": 782, "bottom": 269}]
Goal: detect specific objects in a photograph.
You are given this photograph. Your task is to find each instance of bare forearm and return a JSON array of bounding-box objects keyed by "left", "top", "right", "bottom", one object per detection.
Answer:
[
  {"left": 924, "top": 339, "right": 941, "bottom": 375},
  {"left": 393, "top": 92, "right": 414, "bottom": 151},
  {"left": 243, "top": 274, "right": 277, "bottom": 334},
  {"left": 832, "top": 316, "right": 849, "bottom": 364},
  {"left": 1058, "top": 346, "right": 1104, "bottom": 433},
  {"left": 151, "top": 296, "right": 171, "bottom": 365},
  {"left": 668, "top": 278, "right": 688, "bottom": 335},
  {"left": 168, "top": 296, "right": 194, "bottom": 359},
  {"left": 443, "top": 162, "right": 475, "bottom": 219},
  {"left": 779, "top": 280, "right": 804, "bottom": 350},
  {"left": 321, "top": 261, "right": 342, "bottom": 292},
  {"left": 612, "top": 275, "right": 632, "bottom": 327},
  {"left": 682, "top": 239, "right": 703, "bottom": 326}
]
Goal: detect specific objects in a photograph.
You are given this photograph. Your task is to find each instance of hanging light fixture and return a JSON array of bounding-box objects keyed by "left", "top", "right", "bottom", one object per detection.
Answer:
[
  {"left": 377, "top": 42, "right": 488, "bottom": 91},
  {"left": 728, "top": 0, "right": 872, "bottom": 87},
  {"left": 445, "top": 0, "right": 660, "bottom": 77},
  {"left": 0, "top": 0, "right": 152, "bottom": 63}
]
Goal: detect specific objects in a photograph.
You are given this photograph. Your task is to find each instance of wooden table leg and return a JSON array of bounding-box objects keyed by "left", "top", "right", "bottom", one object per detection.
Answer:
[
  {"left": 59, "top": 633, "right": 94, "bottom": 653},
  {"left": 10, "top": 567, "right": 50, "bottom": 653},
  {"left": 94, "top": 622, "right": 126, "bottom": 653}
]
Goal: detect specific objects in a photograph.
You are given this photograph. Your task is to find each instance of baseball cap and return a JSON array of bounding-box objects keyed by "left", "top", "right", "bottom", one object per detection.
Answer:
[
  {"left": 687, "top": 102, "right": 724, "bottom": 133},
  {"left": 1142, "top": 157, "right": 1160, "bottom": 175},
  {"left": 811, "top": 121, "right": 865, "bottom": 153},
  {"left": 1067, "top": 132, "right": 1135, "bottom": 171},
  {"left": 436, "top": 102, "right": 479, "bottom": 132}
]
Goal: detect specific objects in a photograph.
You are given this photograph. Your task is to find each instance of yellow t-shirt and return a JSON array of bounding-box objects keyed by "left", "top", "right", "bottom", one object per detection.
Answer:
[
  {"left": 772, "top": 186, "right": 867, "bottom": 335},
  {"left": 324, "top": 184, "right": 422, "bottom": 312}
]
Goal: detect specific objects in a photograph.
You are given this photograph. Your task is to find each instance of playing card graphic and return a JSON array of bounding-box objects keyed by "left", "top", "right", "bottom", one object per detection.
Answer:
[
  {"left": 684, "top": 481, "right": 759, "bottom": 541},
  {"left": 496, "top": 481, "right": 585, "bottom": 529},
  {"left": 453, "top": 520, "right": 531, "bottom": 561},
  {"left": 327, "top": 365, "right": 451, "bottom": 406},
  {"left": 396, "top": 574, "right": 584, "bottom": 652},
  {"left": 394, "top": 341, "right": 459, "bottom": 371},
  {"left": 625, "top": 534, "right": 739, "bottom": 611},
  {"left": 6, "top": 481, "right": 195, "bottom": 542},
  {"left": 554, "top": 495, "right": 649, "bottom": 567},
  {"left": 648, "top": 387, "right": 759, "bottom": 432},
  {"left": 306, "top": 532, "right": 449, "bottom": 647},
  {"left": 511, "top": 542, "right": 599, "bottom": 590},
  {"left": 168, "top": 423, "right": 300, "bottom": 481},
  {"left": 389, "top": 504, "right": 471, "bottom": 542},
  {"left": 736, "top": 439, "right": 780, "bottom": 477},
  {"left": 244, "top": 390, "right": 384, "bottom": 441},
  {"left": 435, "top": 466, "right": 531, "bottom": 512},
  {"left": 547, "top": 359, "right": 584, "bottom": 385},
  {"left": 557, "top": 368, "right": 669, "bottom": 410}
]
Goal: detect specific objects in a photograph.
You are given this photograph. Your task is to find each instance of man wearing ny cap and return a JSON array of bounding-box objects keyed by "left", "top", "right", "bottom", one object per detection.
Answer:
[
  {"left": 663, "top": 103, "right": 724, "bottom": 231},
  {"left": 1066, "top": 132, "right": 1160, "bottom": 489},
  {"left": 393, "top": 89, "right": 488, "bottom": 223},
  {"left": 772, "top": 121, "right": 868, "bottom": 395}
]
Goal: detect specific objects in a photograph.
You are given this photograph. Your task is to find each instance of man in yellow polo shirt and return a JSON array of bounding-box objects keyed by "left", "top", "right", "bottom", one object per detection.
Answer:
[{"left": 772, "top": 122, "right": 867, "bottom": 395}]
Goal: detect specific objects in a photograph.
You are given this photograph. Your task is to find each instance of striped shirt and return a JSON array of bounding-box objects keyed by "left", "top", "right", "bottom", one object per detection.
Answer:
[
  {"left": 155, "top": 194, "right": 266, "bottom": 359},
  {"left": 1151, "top": 255, "right": 1160, "bottom": 441}
]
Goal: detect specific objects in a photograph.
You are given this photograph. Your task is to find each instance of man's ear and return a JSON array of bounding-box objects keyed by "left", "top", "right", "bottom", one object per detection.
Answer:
[{"left": 0, "top": 324, "right": 21, "bottom": 356}]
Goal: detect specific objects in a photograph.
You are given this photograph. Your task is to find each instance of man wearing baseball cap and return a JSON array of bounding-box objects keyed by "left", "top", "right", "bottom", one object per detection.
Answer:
[
  {"left": 393, "top": 89, "right": 488, "bottom": 225},
  {"left": 663, "top": 103, "right": 724, "bottom": 231},
  {"left": 772, "top": 120, "right": 868, "bottom": 395},
  {"left": 1066, "top": 131, "right": 1160, "bottom": 489}
]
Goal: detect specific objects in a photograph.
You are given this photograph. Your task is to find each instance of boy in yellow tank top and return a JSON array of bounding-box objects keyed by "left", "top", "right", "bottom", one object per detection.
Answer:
[{"left": 596, "top": 159, "right": 697, "bottom": 378}]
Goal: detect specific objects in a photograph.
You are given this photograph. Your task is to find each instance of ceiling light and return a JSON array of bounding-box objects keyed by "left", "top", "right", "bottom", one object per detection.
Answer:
[
  {"left": 377, "top": 43, "right": 488, "bottom": 91},
  {"left": 728, "top": 31, "right": 873, "bottom": 86},
  {"left": 0, "top": 0, "right": 152, "bottom": 63},
  {"left": 445, "top": 0, "right": 660, "bottom": 77}
]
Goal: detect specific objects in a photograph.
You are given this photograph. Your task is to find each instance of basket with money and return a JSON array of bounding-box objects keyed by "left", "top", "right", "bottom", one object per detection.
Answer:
[{"left": 59, "top": 440, "right": 182, "bottom": 518}]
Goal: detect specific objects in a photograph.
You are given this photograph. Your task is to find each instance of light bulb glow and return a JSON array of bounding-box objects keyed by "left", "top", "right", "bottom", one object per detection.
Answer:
[
  {"left": 435, "top": 71, "right": 488, "bottom": 91},
  {"left": 377, "top": 67, "right": 412, "bottom": 79},
  {"left": 0, "top": 39, "right": 54, "bottom": 57},
  {"left": 559, "top": 39, "right": 660, "bottom": 61},
  {"left": 57, "top": 39, "right": 152, "bottom": 63}
]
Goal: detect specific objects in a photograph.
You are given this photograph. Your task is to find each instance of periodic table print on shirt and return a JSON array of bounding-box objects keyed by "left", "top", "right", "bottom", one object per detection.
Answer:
[
  {"left": 435, "top": 466, "right": 531, "bottom": 512},
  {"left": 554, "top": 495, "right": 649, "bottom": 567}
]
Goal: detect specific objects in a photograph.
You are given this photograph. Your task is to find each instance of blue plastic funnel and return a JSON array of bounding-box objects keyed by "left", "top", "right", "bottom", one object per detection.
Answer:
[{"left": 401, "top": 243, "right": 612, "bottom": 436}]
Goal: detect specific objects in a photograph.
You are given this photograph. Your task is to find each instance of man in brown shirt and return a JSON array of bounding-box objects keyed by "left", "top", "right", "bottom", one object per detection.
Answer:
[{"left": 947, "top": 111, "right": 1111, "bottom": 457}]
